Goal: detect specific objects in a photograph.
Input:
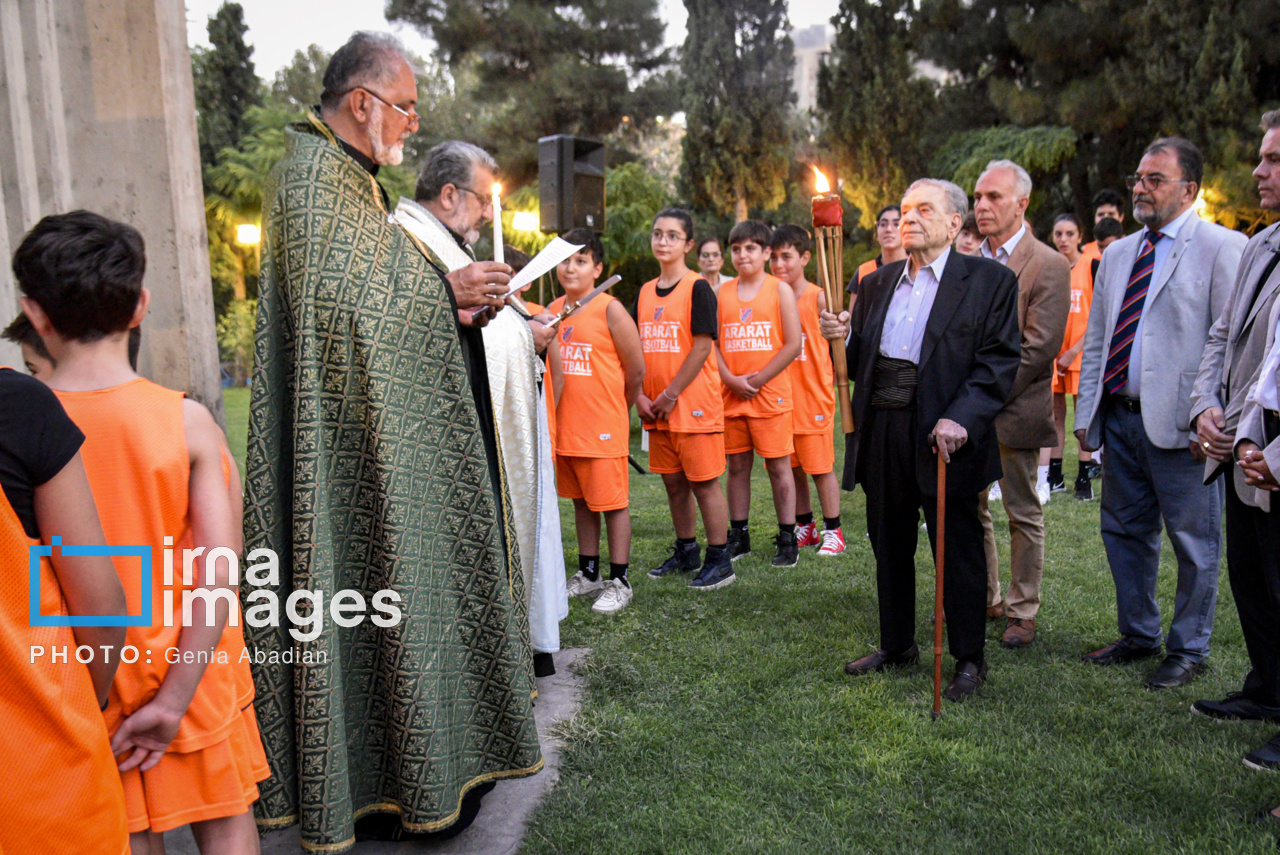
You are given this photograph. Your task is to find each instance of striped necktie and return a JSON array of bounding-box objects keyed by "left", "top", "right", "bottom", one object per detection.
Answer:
[{"left": 1103, "top": 231, "right": 1163, "bottom": 395}]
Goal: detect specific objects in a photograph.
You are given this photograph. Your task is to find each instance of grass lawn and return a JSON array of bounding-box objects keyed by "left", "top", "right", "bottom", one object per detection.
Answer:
[{"left": 221, "top": 388, "right": 1279, "bottom": 854}]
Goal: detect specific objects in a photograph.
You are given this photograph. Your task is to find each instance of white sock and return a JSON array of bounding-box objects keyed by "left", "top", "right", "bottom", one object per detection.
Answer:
[{"left": 1037, "top": 465, "right": 1049, "bottom": 488}]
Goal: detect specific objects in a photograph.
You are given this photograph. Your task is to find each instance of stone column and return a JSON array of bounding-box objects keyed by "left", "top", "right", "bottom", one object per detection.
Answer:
[{"left": 0, "top": 0, "right": 223, "bottom": 423}]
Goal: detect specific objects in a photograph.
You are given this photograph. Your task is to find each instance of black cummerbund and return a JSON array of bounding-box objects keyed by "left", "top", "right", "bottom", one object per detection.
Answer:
[{"left": 869, "top": 355, "right": 919, "bottom": 409}]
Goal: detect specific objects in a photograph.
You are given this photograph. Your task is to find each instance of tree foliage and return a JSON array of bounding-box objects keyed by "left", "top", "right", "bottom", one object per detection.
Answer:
[
  {"left": 680, "top": 0, "right": 796, "bottom": 222},
  {"left": 191, "top": 3, "right": 260, "bottom": 168},
  {"left": 386, "top": 0, "right": 672, "bottom": 183}
]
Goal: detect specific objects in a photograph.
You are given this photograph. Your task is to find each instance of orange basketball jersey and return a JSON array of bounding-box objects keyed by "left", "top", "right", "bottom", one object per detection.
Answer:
[
  {"left": 1057, "top": 255, "right": 1095, "bottom": 372},
  {"left": 0, "top": 454, "right": 130, "bottom": 854},
  {"left": 54, "top": 379, "right": 250, "bottom": 753},
  {"left": 548, "top": 294, "right": 630, "bottom": 457},
  {"left": 790, "top": 285, "right": 835, "bottom": 435},
  {"left": 636, "top": 272, "right": 723, "bottom": 433},
  {"left": 718, "top": 275, "right": 793, "bottom": 418}
]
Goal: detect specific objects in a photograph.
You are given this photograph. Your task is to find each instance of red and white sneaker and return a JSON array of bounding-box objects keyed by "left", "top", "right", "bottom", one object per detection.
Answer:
[
  {"left": 818, "top": 527, "right": 846, "bottom": 556},
  {"left": 796, "top": 521, "right": 821, "bottom": 548}
]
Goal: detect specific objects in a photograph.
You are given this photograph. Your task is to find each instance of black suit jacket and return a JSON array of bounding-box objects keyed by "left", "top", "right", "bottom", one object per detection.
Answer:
[{"left": 842, "top": 251, "right": 1021, "bottom": 496}]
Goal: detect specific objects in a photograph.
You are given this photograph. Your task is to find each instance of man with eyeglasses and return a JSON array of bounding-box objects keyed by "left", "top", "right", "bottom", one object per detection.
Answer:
[
  {"left": 244, "top": 31, "right": 542, "bottom": 849},
  {"left": 1075, "top": 137, "right": 1246, "bottom": 690}
]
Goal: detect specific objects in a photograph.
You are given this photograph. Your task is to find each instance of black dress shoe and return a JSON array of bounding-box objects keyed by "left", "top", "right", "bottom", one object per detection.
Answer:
[
  {"left": 844, "top": 644, "right": 919, "bottom": 676},
  {"left": 1081, "top": 636, "right": 1161, "bottom": 666},
  {"left": 943, "top": 660, "right": 988, "bottom": 702},
  {"left": 1244, "top": 732, "right": 1280, "bottom": 773},
  {"left": 1145, "top": 655, "right": 1206, "bottom": 690},
  {"left": 1191, "top": 691, "right": 1280, "bottom": 722}
]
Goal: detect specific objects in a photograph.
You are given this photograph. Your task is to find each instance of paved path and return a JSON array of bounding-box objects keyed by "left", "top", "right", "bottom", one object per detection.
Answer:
[{"left": 165, "top": 648, "right": 586, "bottom": 854}]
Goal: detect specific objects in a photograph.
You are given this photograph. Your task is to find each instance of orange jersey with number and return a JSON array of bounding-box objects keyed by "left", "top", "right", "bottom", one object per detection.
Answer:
[
  {"left": 0, "top": 455, "right": 130, "bottom": 854},
  {"left": 636, "top": 272, "right": 723, "bottom": 433},
  {"left": 718, "top": 275, "right": 793, "bottom": 418},
  {"left": 54, "top": 379, "right": 251, "bottom": 753},
  {"left": 789, "top": 285, "right": 835, "bottom": 434},
  {"left": 549, "top": 294, "right": 630, "bottom": 457},
  {"left": 1057, "top": 255, "right": 1095, "bottom": 372}
]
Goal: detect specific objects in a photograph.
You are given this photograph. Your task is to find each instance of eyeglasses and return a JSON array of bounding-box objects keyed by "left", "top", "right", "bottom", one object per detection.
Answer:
[
  {"left": 1125, "top": 173, "right": 1188, "bottom": 191},
  {"left": 345, "top": 87, "right": 419, "bottom": 127},
  {"left": 453, "top": 185, "right": 493, "bottom": 210},
  {"left": 699, "top": 251, "right": 722, "bottom": 259},
  {"left": 651, "top": 230, "right": 688, "bottom": 244}
]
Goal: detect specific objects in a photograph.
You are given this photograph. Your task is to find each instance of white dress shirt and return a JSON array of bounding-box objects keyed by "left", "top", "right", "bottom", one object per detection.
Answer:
[
  {"left": 878, "top": 248, "right": 950, "bottom": 364},
  {"left": 1252, "top": 310, "right": 1280, "bottom": 413},
  {"left": 1125, "top": 206, "right": 1199, "bottom": 398},
  {"left": 979, "top": 223, "right": 1027, "bottom": 266}
]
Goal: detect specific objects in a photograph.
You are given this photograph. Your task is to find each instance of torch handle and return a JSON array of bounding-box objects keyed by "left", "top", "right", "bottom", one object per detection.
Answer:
[{"left": 816, "top": 226, "right": 855, "bottom": 434}]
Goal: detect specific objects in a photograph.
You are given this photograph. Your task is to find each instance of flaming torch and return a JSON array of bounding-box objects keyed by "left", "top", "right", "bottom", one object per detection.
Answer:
[{"left": 811, "top": 167, "right": 853, "bottom": 433}]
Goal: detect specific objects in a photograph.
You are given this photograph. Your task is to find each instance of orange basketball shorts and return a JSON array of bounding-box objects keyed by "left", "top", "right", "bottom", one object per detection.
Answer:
[
  {"left": 555, "top": 455, "right": 629, "bottom": 511},
  {"left": 724, "top": 413, "right": 794, "bottom": 459},
  {"left": 648, "top": 429, "right": 726, "bottom": 481},
  {"left": 790, "top": 431, "right": 835, "bottom": 475},
  {"left": 1053, "top": 369, "right": 1079, "bottom": 395}
]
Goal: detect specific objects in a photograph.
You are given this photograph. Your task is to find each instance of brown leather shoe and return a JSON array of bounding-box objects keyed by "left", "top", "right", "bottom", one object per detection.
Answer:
[
  {"left": 986, "top": 600, "right": 1006, "bottom": 620},
  {"left": 844, "top": 644, "right": 920, "bottom": 676},
  {"left": 1001, "top": 617, "right": 1035, "bottom": 649}
]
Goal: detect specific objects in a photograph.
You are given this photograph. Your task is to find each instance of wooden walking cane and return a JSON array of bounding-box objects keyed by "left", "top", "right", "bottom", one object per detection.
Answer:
[{"left": 933, "top": 449, "right": 947, "bottom": 720}]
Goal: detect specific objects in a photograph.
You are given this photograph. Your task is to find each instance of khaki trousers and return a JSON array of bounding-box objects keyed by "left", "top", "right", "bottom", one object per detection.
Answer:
[{"left": 979, "top": 444, "right": 1045, "bottom": 619}]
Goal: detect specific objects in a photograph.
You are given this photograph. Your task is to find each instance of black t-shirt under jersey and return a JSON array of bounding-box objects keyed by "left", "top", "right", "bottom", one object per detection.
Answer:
[
  {"left": 0, "top": 368, "right": 85, "bottom": 538},
  {"left": 630, "top": 277, "right": 719, "bottom": 339}
]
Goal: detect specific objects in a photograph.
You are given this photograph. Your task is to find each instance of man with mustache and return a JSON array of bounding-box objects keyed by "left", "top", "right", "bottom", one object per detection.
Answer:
[
  {"left": 243, "top": 32, "right": 542, "bottom": 850},
  {"left": 1075, "top": 137, "right": 1246, "bottom": 689}
]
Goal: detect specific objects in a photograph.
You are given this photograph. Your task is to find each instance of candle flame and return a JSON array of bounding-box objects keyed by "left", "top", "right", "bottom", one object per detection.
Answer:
[
  {"left": 812, "top": 167, "right": 831, "bottom": 194},
  {"left": 493, "top": 182, "right": 502, "bottom": 196}
]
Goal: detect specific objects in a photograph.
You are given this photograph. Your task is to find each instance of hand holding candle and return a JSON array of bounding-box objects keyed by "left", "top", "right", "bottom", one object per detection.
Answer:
[{"left": 492, "top": 182, "right": 504, "bottom": 265}]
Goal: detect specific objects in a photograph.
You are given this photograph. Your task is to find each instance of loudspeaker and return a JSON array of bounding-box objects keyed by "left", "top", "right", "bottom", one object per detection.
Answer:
[{"left": 538, "top": 135, "right": 605, "bottom": 233}]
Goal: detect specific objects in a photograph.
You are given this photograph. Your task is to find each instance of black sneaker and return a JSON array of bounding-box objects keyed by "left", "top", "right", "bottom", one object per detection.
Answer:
[
  {"left": 1192, "top": 692, "right": 1280, "bottom": 722},
  {"left": 1048, "top": 474, "right": 1066, "bottom": 493},
  {"left": 1074, "top": 474, "right": 1094, "bottom": 501},
  {"left": 1244, "top": 732, "right": 1280, "bottom": 772},
  {"left": 689, "top": 548, "right": 736, "bottom": 591},
  {"left": 772, "top": 530, "right": 799, "bottom": 567},
  {"left": 648, "top": 540, "right": 702, "bottom": 578},
  {"left": 726, "top": 528, "right": 751, "bottom": 562}
]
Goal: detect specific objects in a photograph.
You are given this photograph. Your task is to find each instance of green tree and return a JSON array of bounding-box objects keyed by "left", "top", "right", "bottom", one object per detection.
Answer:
[
  {"left": 386, "top": 0, "right": 671, "bottom": 183},
  {"left": 817, "top": 0, "right": 936, "bottom": 227},
  {"left": 680, "top": 0, "right": 796, "bottom": 222},
  {"left": 191, "top": 3, "right": 261, "bottom": 169}
]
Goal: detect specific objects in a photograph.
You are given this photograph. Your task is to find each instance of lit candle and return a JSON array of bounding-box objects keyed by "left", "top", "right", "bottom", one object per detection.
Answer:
[
  {"left": 492, "top": 182, "right": 504, "bottom": 264},
  {"left": 810, "top": 167, "right": 842, "bottom": 228}
]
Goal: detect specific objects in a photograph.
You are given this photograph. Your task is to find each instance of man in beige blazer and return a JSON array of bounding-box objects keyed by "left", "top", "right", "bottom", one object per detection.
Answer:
[
  {"left": 974, "top": 160, "right": 1071, "bottom": 649},
  {"left": 1188, "top": 112, "right": 1280, "bottom": 742}
]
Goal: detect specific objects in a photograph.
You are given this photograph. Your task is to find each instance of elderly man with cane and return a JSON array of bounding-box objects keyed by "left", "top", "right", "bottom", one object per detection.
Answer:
[{"left": 821, "top": 178, "right": 1020, "bottom": 703}]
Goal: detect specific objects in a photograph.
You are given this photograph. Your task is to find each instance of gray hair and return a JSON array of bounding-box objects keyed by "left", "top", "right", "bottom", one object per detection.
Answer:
[
  {"left": 415, "top": 141, "right": 499, "bottom": 203},
  {"left": 320, "top": 32, "right": 409, "bottom": 114},
  {"left": 905, "top": 178, "right": 969, "bottom": 218},
  {"left": 1262, "top": 110, "right": 1280, "bottom": 132},
  {"left": 981, "top": 159, "right": 1033, "bottom": 199}
]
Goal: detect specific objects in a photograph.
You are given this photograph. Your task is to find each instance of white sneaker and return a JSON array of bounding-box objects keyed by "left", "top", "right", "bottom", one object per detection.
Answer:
[
  {"left": 1036, "top": 482, "right": 1051, "bottom": 506},
  {"left": 591, "top": 578, "right": 633, "bottom": 614},
  {"left": 988, "top": 482, "right": 1003, "bottom": 502},
  {"left": 566, "top": 571, "right": 607, "bottom": 598}
]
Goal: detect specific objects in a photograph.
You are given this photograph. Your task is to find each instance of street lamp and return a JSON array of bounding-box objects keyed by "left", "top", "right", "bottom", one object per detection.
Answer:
[
  {"left": 512, "top": 211, "right": 539, "bottom": 232},
  {"left": 236, "top": 223, "right": 261, "bottom": 245}
]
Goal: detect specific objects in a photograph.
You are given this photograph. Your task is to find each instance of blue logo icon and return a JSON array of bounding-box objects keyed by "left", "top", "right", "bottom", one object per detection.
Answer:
[{"left": 30, "top": 537, "right": 152, "bottom": 627}]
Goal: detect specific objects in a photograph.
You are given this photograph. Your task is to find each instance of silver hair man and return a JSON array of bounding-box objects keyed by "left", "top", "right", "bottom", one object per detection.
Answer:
[
  {"left": 906, "top": 178, "right": 970, "bottom": 218},
  {"left": 320, "top": 32, "right": 417, "bottom": 167},
  {"left": 980, "top": 159, "right": 1033, "bottom": 199}
]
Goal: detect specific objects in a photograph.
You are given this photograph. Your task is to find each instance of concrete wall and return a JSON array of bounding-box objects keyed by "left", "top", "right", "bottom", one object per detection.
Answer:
[{"left": 0, "top": 0, "right": 223, "bottom": 422}]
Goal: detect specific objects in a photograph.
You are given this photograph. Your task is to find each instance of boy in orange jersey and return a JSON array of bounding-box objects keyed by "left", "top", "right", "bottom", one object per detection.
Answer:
[
  {"left": 0, "top": 368, "right": 131, "bottom": 854},
  {"left": 634, "top": 208, "right": 734, "bottom": 591},
  {"left": 14, "top": 211, "right": 266, "bottom": 855},
  {"left": 769, "top": 225, "right": 845, "bottom": 556},
  {"left": 548, "top": 228, "right": 645, "bottom": 615},
  {"left": 717, "top": 220, "right": 803, "bottom": 567}
]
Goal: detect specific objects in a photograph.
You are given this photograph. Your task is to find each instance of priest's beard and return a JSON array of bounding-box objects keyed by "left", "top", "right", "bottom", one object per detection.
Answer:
[{"left": 366, "top": 103, "right": 405, "bottom": 166}]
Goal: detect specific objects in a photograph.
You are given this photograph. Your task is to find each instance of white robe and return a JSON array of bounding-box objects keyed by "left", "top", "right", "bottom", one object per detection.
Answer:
[{"left": 394, "top": 198, "right": 568, "bottom": 653}]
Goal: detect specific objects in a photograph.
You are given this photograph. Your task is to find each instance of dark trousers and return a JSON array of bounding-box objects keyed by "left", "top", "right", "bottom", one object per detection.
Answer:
[
  {"left": 857, "top": 407, "right": 988, "bottom": 663},
  {"left": 1224, "top": 475, "right": 1280, "bottom": 707}
]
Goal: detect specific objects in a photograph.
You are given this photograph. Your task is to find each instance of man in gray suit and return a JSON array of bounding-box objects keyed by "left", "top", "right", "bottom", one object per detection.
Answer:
[
  {"left": 1075, "top": 136, "right": 1247, "bottom": 689},
  {"left": 1188, "top": 112, "right": 1280, "bottom": 736},
  {"left": 973, "top": 159, "right": 1071, "bottom": 650}
]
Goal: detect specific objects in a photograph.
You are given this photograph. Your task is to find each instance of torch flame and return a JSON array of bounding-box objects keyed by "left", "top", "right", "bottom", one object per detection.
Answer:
[{"left": 812, "top": 167, "right": 831, "bottom": 194}]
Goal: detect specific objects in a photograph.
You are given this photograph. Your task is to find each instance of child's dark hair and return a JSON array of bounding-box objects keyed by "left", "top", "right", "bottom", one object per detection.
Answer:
[
  {"left": 652, "top": 208, "right": 695, "bottom": 242},
  {"left": 561, "top": 227, "right": 605, "bottom": 266},
  {"left": 770, "top": 224, "right": 811, "bottom": 256},
  {"left": 12, "top": 210, "right": 146, "bottom": 342},
  {"left": 959, "top": 212, "right": 980, "bottom": 236},
  {"left": 727, "top": 220, "right": 773, "bottom": 249},
  {"left": 2, "top": 313, "right": 55, "bottom": 364},
  {"left": 505, "top": 247, "right": 532, "bottom": 274},
  {"left": 875, "top": 204, "right": 902, "bottom": 222},
  {"left": 1094, "top": 217, "right": 1125, "bottom": 242},
  {"left": 1053, "top": 212, "right": 1083, "bottom": 231},
  {"left": 1092, "top": 188, "right": 1125, "bottom": 212}
]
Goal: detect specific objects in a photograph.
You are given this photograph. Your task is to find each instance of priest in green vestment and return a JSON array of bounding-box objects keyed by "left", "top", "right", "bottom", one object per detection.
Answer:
[{"left": 241, "top": 32, "right": 541, "bottom": 852}]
